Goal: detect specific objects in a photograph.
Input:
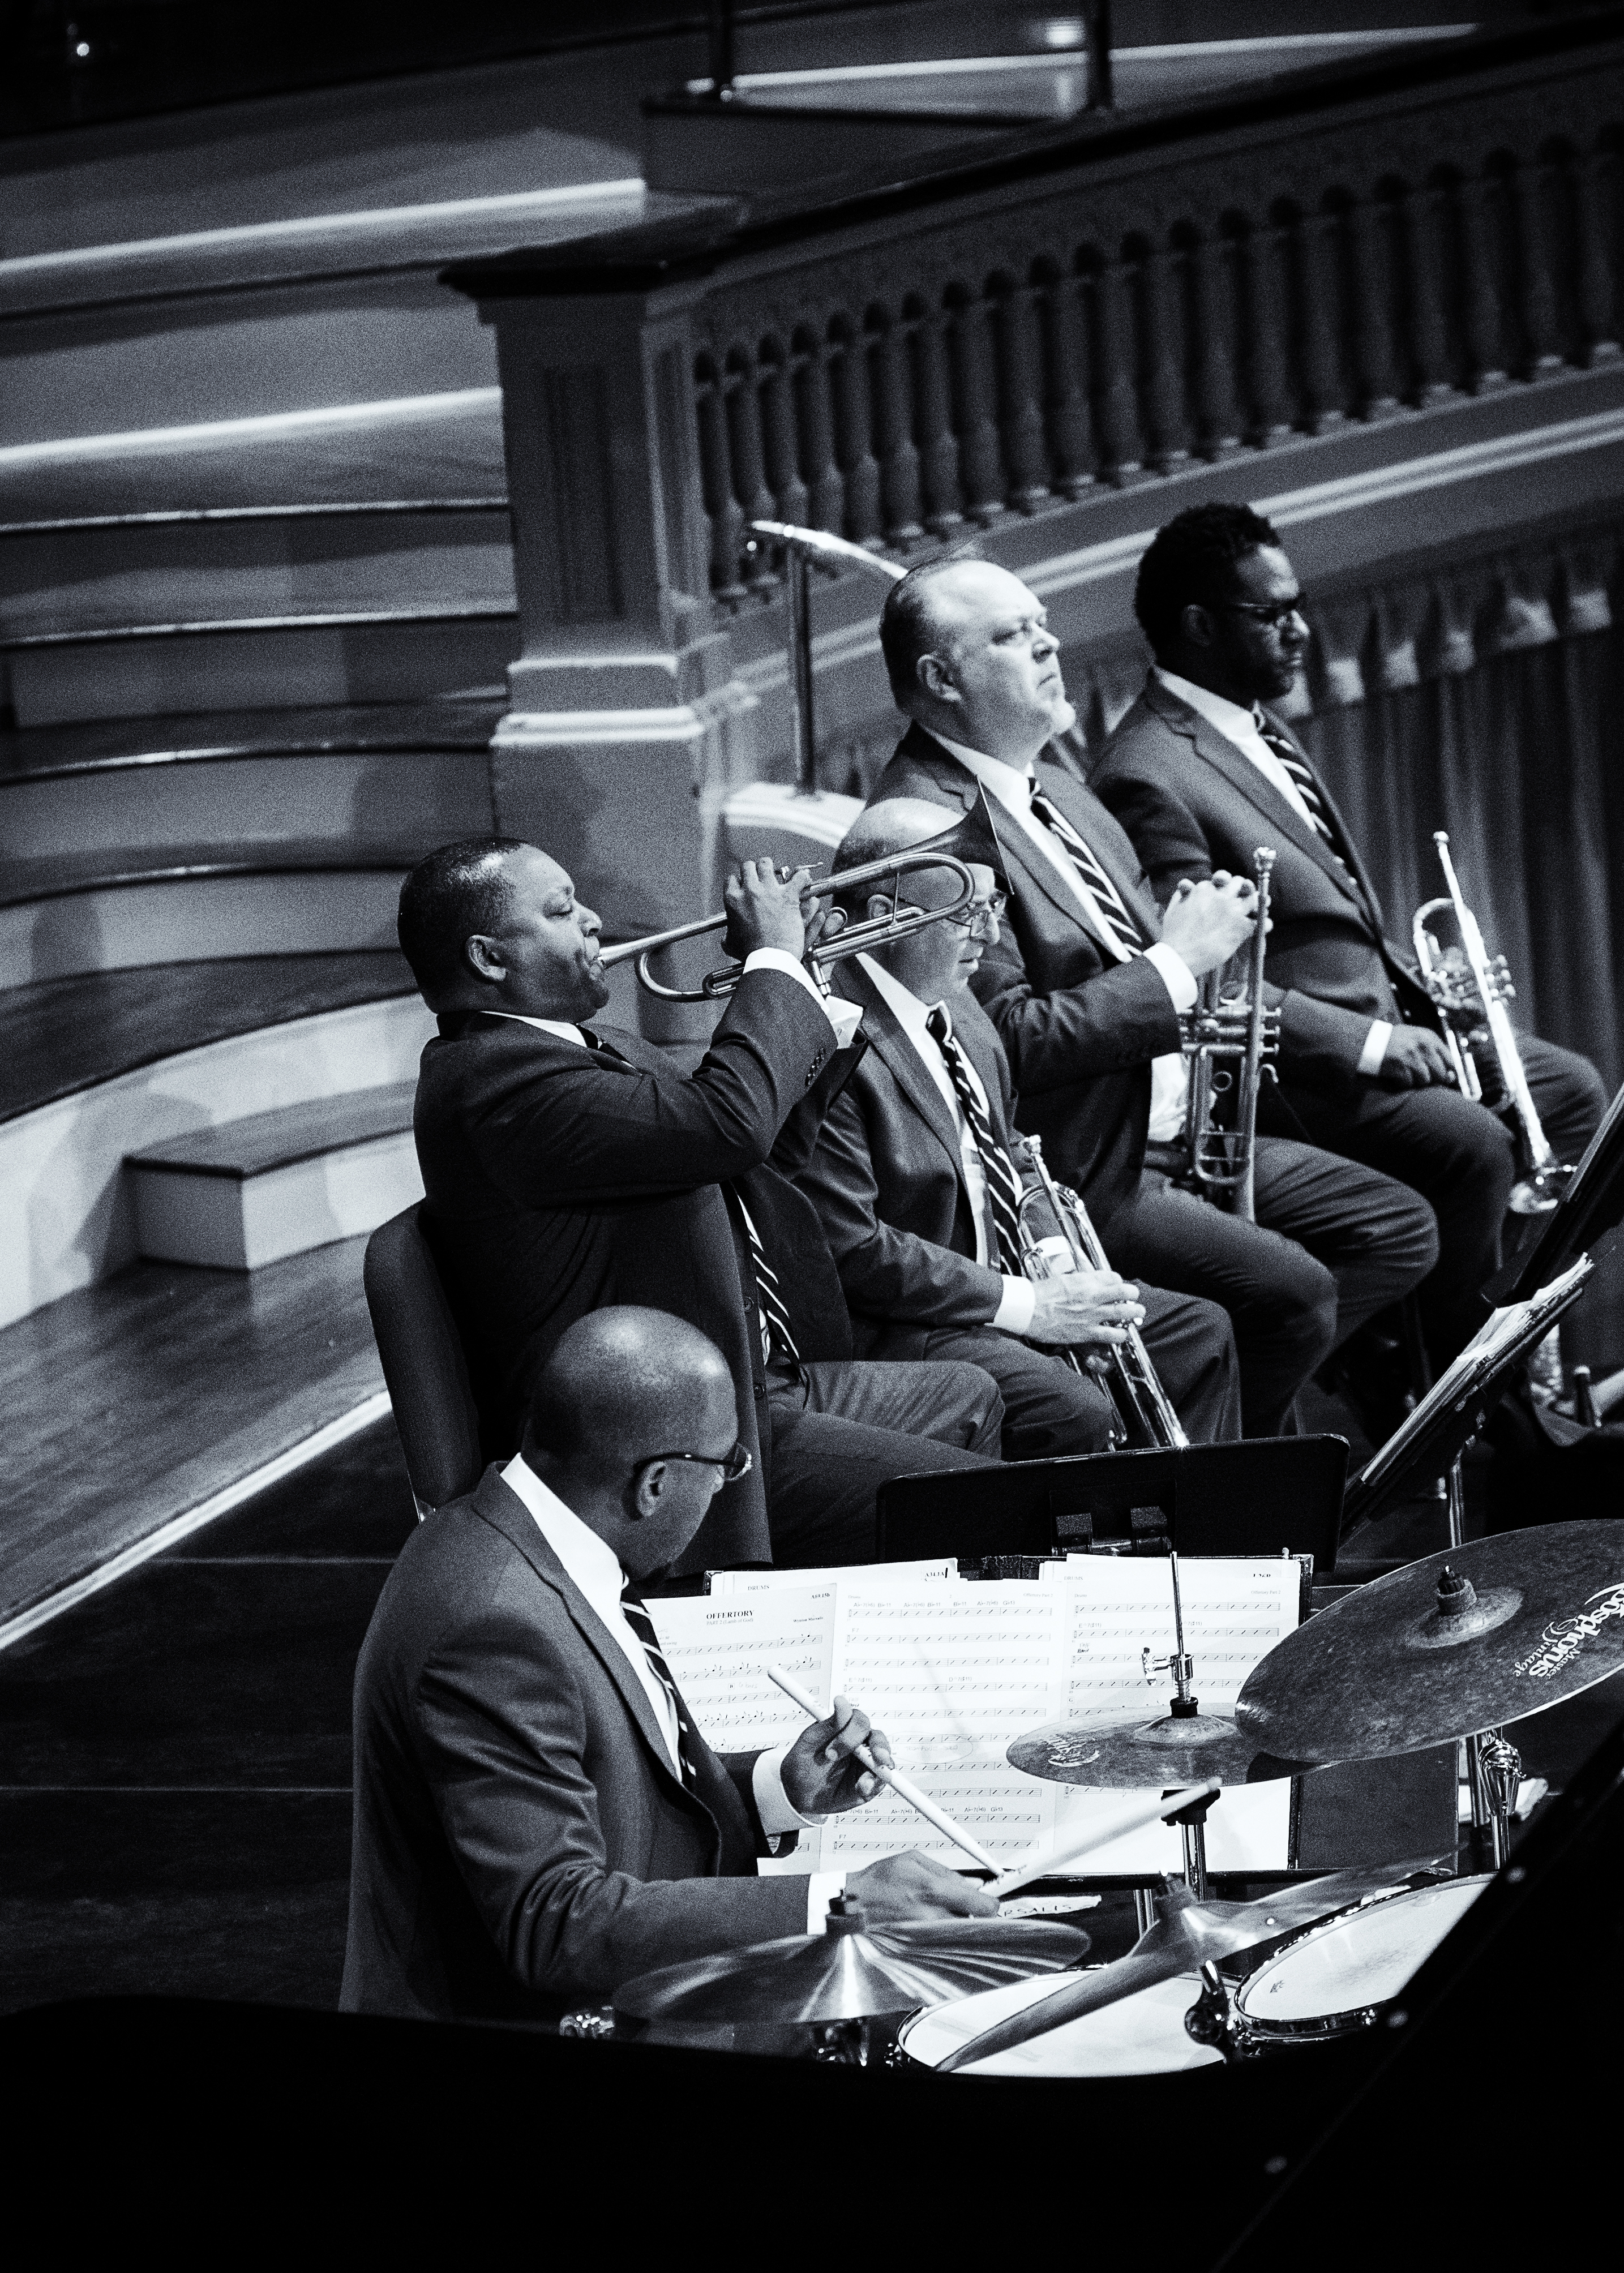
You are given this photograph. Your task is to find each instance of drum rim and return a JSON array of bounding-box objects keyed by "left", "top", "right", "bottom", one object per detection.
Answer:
[{"left": 1234, "top": 1873, "right": 1492, "bottom": 2035}]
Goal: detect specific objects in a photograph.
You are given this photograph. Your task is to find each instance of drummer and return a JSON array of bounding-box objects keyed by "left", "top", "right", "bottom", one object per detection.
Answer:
[{"left": 341, "top": 1305, "right": 997, "bottom": 2026}]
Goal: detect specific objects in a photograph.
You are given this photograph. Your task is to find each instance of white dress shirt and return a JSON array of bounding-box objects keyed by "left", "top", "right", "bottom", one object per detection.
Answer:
[
  {"left": 858, "top": 954, "right": 1035, "bottom": 1336},
  {"left": 930, "top": 732, "right": 1195, "bottom": 1141},
  {"left": 500, "top": 1455, "right": 845, "bottom": 1929},
  {"left": 488, "top": 949, "right": 862, "bottom": 1052},
  {"left": 1152, "top": 670, "right": 1391, "bottom": 1075}
]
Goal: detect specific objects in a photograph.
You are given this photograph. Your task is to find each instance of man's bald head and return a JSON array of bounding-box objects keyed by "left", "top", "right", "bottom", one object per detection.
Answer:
[
  {"left": 529, "top": 1307, "right": 735, "bottom": 1473},
  {"left": 832, "top": 799, "right": 969, "bottom": 917},
  {"left": 879, "top": 560, "right": 1074, "bottom": 765}
]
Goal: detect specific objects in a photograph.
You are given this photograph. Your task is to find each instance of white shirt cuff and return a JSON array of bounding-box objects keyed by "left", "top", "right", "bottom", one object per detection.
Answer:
[
  {"left": 993, "top": 1273, "right": 1037, "bottom": 1335},
  {"left": 805, "top": 1870, "right": 849, "bottom": 1935},
  {"left": 742, "top": 949, "right": 862, "bottom": 1048},
  {"left": 1143, "top": 940, "right": 1199, "bottom": 1014},
  {"left": 753, "top": 1741, "right": 828, "bottom": 1839},
  {"left": 1358, "top": 1020, "right": 1394, "bottom": 1078}
]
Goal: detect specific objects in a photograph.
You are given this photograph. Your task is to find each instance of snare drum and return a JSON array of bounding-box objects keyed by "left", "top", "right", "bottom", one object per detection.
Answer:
[
  {"left": 899, "top": 1971, "right": 1223, "bottom": 2078},
  {"left": 1234, "top": 1875, "right": 1490, "bottom": 2044}
]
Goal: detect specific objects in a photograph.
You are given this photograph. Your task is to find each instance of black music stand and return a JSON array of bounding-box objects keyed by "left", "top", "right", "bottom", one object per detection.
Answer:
[
  {"left": 1340, "top": 1259, "right": 1593, "bottom": 1536},
  {"left": 877, "top": 1435, "right": 1348, "bottom": 1571},
  {"left": 1497, "top": 1075, "right": 1624, "bottom": 1303}
]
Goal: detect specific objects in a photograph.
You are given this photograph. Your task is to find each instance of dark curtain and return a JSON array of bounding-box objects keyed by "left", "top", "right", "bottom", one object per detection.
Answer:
[{"left": 1305, "top": 625, "right": 1624, "bottom": 1367}]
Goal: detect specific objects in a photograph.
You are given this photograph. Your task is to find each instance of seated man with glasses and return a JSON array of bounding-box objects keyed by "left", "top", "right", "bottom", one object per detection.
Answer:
[
  {"left": 864, "top": 555, "right": 1437, "bottom": 1438},
  {"left": 782, "top": 800, "right": 1244, "bottom": 1454},
  {"left": 1089, "top": 501, "right": 1606, "bottom": 1371},
  {"left": 342, "top": 1306, "right": 995, "bottom": 2026}
]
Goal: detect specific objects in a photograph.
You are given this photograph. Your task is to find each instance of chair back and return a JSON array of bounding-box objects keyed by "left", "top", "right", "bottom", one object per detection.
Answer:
[{"left": 363, "top": 1205, "right": 484, "bottom": 1518}]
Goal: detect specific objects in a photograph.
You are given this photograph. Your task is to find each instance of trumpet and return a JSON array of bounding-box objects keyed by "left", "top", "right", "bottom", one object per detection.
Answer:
[
  {"left": 1015, "top": 1134, "right": 1189, "bottom": 1449},
  {"left": 1413, "top": 831, "right": 1571, "bottom": 1214},
  {"left": 1181, "top": 847, "right": 1279, "bottom": 1222},
  {"left": 598, "top": 847, "right": 977, "bottom": 1003}
]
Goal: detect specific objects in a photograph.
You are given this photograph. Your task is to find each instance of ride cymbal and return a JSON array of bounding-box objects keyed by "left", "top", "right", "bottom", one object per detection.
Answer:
[{"left": 1235, "top": 1521, "right": 1624, "bottom": 1764}]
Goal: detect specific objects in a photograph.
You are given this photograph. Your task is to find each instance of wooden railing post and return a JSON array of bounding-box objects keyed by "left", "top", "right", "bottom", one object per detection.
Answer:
[
  {"left": 946, "top": 285, "right": 1009, "bottom": 525},
  {"left": 1089, "top": 255, "right": 1150, "bottom": 483},
  {"left": 1404, "top": 183, "right": 1460, "bottom": 405},
  {"left": 829, "top": 316, "right": 884, "bottom": 542},
  {"left": 1186, "top": 228, "right": 1244, "bottom": 458},
  {"left": 445, "top": 256, "right": 757, "bottom": 1020},
  {"left": 992, "top": 276, "right": 1054, "bottom": 511},
  {"left": 1240, "top": 220, "right": 1296, "bottom": 446},
  {"left": 866, "top": 308, "right": 926, "bottom": 546},
  {"left": 908, "top": 297, "right": 967, "bottom": 533},
  {"left": 1576, "top": 143, "right": 1623, "bottom": 365},
  {"left": 1458, "top": 171, "right": 1513, "bottom": 393},
  {"left": 1348, "top": 192, "right": 1406, "bottom": 418},
  {"left": 792, "top": 327, "right": 846, "bottom": 531},
  {"left": 1036, "top": 264, "right": 1099, "bottom": 494},
  {"left": 1511, "top": 157, "right": 1568, "bottom": 378},
  {"left": 1135, "top": 239, "right": 1193, "bottom": 473}
]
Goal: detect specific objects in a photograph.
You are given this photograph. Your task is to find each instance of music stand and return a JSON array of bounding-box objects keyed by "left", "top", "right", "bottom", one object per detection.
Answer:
[
  {"left": 877, "top": 1435, "right": 1348, "bottom": 1571},
  {"left": 1340, "top": 1258, "right": 1593, "bottom": 1538},
  {"left": 1497, "top": 1075, "right": 1624, "bottom": 1303}
]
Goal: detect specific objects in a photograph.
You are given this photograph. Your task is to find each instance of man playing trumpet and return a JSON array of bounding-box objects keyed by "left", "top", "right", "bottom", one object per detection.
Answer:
[
  {"left": 400, "top": 836, "right": 1003, "bottom": 1576},
  {"left": 786, "top": 799, "right": 1244, "bottom": 1452}
]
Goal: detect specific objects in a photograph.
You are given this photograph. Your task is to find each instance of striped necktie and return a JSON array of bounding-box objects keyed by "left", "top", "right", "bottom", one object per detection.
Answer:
[
  {"left": 619, "top": 1584, "right": 699, "bottom": 1788},
  {"left": 738, "top": 1200, "right": 802, "bottom": 1371},
  {"left": 1027, "top": 786, "right": 1147, "bottom": 958},
  {"left": 1253, "top": 717, "right": 1355, "bottom": 879},
  {"left": 925, "top": 1006, "right": 1026, "bottom": 1274}
]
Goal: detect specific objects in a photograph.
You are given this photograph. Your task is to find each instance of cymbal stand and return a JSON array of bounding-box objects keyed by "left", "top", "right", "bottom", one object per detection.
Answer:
[
  {"left": 1443, "top": 1455, "right": 1518, "bottom": 1869},
  {"left": 1142, "top": 1553, "right": 1219, "bottom": 1899}
]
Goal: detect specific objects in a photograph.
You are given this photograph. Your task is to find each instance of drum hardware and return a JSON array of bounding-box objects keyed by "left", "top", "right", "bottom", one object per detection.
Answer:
[
  {"left": 1015, "top": 1134, "right": 1189, "bottom": 1449},
  {"left": 932, "top": 1860, "right": 1451, "bottom": 2074},
  {"left": 1181, "top": 846, "right": 1279, "bottom": 1223},
  {"left": 1234, "top": 1521, "right": 1624, "bottom": 1775},
  {"left": 612, "top": 1898, "right": 1090, "bottom": 2035},
  {"left": 1008, "top": 1551, "right": 1285, "bottom": 1807},
  {"left": 599, "top": 843, "right": 977, "bottom": 1002},
  {"left": 1183, "top": 1876, "right": 1493, "bottom": 2063},
  {"left": 1413, "top": 833, "right": 1574, "bottom": 1215}
]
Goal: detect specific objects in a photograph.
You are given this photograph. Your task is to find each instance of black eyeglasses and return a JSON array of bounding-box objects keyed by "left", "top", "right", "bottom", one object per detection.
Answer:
[
  {"left": 636, "top": 1443, "right": 753, "bottom": 1484},
  {"left": 1216, "top": 596, "right": 1307, "bottom": 631}
]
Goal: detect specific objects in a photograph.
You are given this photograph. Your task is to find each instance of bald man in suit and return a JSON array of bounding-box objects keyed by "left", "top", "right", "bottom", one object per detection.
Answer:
[
  {"left": 342, "top": 1307, "right": 995, "bottom": 2025},
  {"left": 864, "top": 559, "right": 1438, "bottom": 1436}
]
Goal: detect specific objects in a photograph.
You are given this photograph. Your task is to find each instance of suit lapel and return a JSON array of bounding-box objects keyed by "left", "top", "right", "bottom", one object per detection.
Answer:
[
  {"left": 1141, "top": 683, "right": 1366, "bottom": 911},
  {"left": 835, "top": 963, "right": 970, "bottom": 1186},
  {"left": 468, "top": 1466, "right": 691, "bottom": 1799},
  {"left": 1255, "top": 708, "right": 1390, "bottom": 929}
]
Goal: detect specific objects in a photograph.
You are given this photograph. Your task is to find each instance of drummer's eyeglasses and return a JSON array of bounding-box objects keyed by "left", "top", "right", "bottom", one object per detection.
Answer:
[
  {"left": 636, "top": 1443, "right": 753, "bottom": 1485},
  {"left": 1216, "top": 595, "right": 1308, "bottom": 631}
]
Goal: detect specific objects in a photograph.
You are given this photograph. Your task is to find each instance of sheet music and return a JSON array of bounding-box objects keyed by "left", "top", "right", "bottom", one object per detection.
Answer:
[
  {"left": 1359, "top": 1256, "right": 1591, "bottom": 1487},
  {"left": 707, "top": 1559, "right": 954, "bottom": 1597},
  {"left": 819, "top": 1579, "right": 1068, "bottom": 1868},
  {"left": 646, "top": 1587, "right": 835, "bottom": 1755},
  {"left": 1047, "top": 1556, "right": 1302, "bottom": 1722},
  {"left": 655, "top": 1562, "right": 1299, "bottom": 1876}
]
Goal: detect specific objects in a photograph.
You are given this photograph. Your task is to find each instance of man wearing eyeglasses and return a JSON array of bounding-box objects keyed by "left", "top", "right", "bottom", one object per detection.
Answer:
[
  {"left": 342, "top": 1306, "right": 995, "bottom": 2026},
  {"left": 1090, "top": 502, "right": 1606, "bottom": 1371},
  {"left": 865, "top": 557, "right": 1437, "bottom": 1438},
  {"left": 787, "top": 799, "right": 1242, "bottom": 1452}
]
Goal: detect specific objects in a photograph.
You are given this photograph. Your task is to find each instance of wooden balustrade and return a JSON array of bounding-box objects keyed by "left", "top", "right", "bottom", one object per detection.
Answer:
[{"left": 680, "top": 44, "right": 1624, "bottom": 598}]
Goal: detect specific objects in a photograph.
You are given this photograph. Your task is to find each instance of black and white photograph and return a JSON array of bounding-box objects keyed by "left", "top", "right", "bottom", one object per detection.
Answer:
[{"left": 3, "top": 0, "right": 1622, "bottom": 2239}]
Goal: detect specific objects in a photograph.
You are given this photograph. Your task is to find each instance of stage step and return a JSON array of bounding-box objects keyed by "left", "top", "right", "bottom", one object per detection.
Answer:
[{"left": 128, "top": 1082, "right": 421, "bottom": 1272}]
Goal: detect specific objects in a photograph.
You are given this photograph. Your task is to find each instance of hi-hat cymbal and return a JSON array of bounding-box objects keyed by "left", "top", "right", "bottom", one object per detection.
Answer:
[
  {"left": 1236, "top": 1521, "right": 1624, "bottom": 1764},
  {"left": 613, "top": 1910, "right": 1089, "bottom": 2025},
  {"left": 1008, "top": 1708, "right": 1286, "bottom": 1789}
]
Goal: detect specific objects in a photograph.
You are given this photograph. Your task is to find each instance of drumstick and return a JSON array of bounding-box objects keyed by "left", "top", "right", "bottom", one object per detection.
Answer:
[
  {"left": 995, "top": 1779, "right": 1223, "bottom": 1898},
  {"left": 765, "top": 1663, "right": 1003, "bottom": 1876}
]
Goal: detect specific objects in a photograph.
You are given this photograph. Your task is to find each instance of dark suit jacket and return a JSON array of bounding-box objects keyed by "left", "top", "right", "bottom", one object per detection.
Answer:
[
  {"left": 413, "top": 970, "right": 861, "bottom": 1570},
  {"left": 1089, "top": 676, "right": 1441, "bottom": 1092},
  {"left": 787, "top": 958, "right": 1018, "bottom": 1357},
  {"left": 869, "top": 721, "right": 1184, "bottom": 1229},
  {"left": 340, "top": 1465, "right": 807, "bottom": 2025}
]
